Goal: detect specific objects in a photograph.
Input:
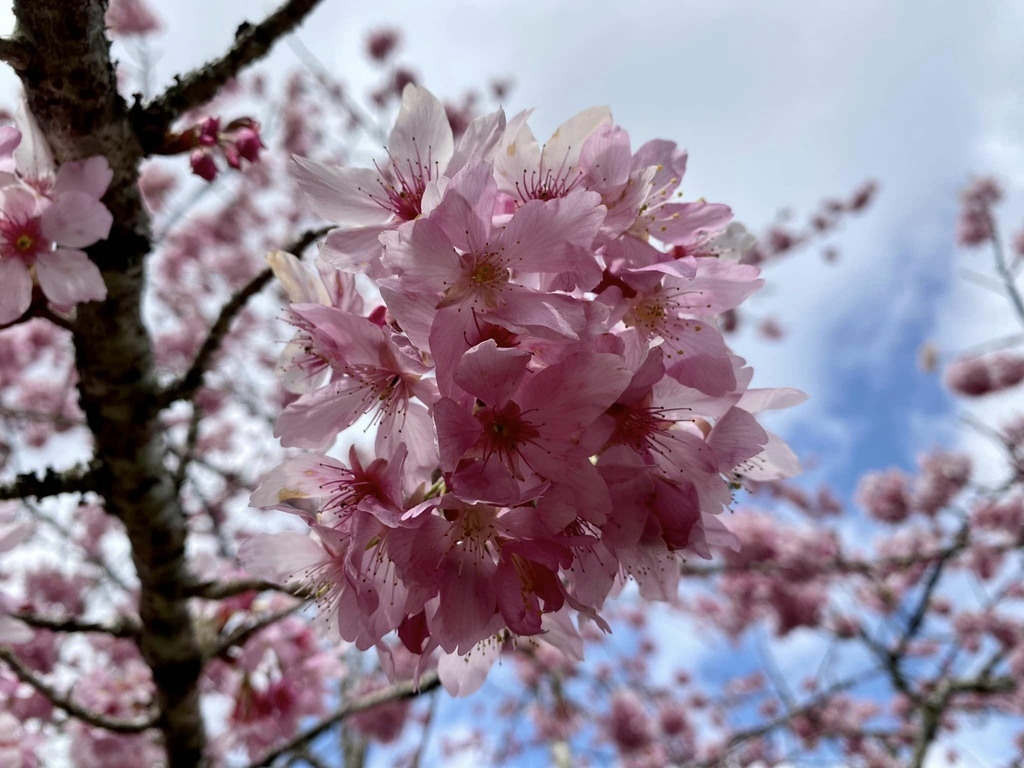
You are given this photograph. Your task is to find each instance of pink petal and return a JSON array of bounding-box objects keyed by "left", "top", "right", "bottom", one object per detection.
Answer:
[
  {"left": 493, "top": 290, "right": 587, "bottom": 340},
  {"left": 267, "top": 249, "right": 331, "bottom": 304},
  {"left": 53, "top": 156, "right": 113, "bottom": 199},
  {"left": 447, "top": 108, "right": 506, "bottom": 175},
  {"left": 432, "top": 547, "right": 498, "bottom": 653},
  {"left": 40, "top": 192, "right": 113, "bottom": 248},
  {"left": 376, "top": 402, "right": 437, "bottom": 490},
  {"left": 0, "top": 126, "right": 20, "bottom": 173},
  {"left": 648, "top": 202, "right": 733, "bottom": 246},
  {"left": 379, "top": 218, "right": 460, "bottom": 287},
  {"left": 580, "top": 125, "right": 633, "bottom": 189},
  {"left": 428, "top": 157, "right": 497, "bottom": 252},
  {"left": 274, "top": 380, "right": 379, "bottom": 449},
  {"left": 632, "top": 138, "right": 688, "bottom": 192},
  {"left": 0, "top": 615, "right": 32, "bottom": 645},
  {"left": 503, "top": 190, "right": 604, "bottom": 272},
  {"left": 738, "top": 430, "right": 802, "bottom": 481},
  {"left": 387, "top": 84, "right": 455, "bottom": 179},
  {"left": 520, "top": 351, "right": 632, "bottom": 432},
  {"left": 707, "top": 407, "right": 768, "bottom": 469},
  {"left": 737, "top": 387, "right": 809, "bottom": 413},
  {"left": 238, "top": 532, "right": 326, "bottom": 584},
  {"left": 249, "top": 453, "right": 348, "bottom": 515},
  {"left": 320, "top": 225, "right": 389, "bottom": 274},
  {"left": 433, "top": 397, "right": 482, "bottom": 472},
  {"left": 13, "top": 99, "right": 54, "bottom": 182},
  {"left": 292, "top": 156, "right": 393, "bottom": 226},
  {"left": 540, "top": 105, "right": 612, "bottom": 179},
  {"left": 0, "top": 184, "right": 40, "bottom": 221},
  {"left": 0, "top": 259, "right": 32, "bottom": 325},
  {"left": 35, "top": 248, "right": 106, "bottom": 307},
  {"left": 493, "top": 108, "right": 540, "bottom": 195},
  {"left": 437, "top": 640, "right": 501, "bottom": 697},
  {"left": 454, "top": 340, "right": 531, "bottom": 407},
  {"left": 0, "top": 521, "right": 31, "bottom": 552},
  {"left": 379, "top": 279, "right": 436, "bottom": 353},
  {"left": 662, "top": 320, "right": 737, "bottom": 396}
]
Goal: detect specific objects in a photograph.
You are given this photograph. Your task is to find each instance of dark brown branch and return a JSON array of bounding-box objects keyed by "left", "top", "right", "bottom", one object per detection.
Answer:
[
  {"left": 0, "top": 463, "right": 100, "bottom": 501},
  {"left": 157, "top": 226, "right": 329, "bottom": 409},
  {"left": 11, "top": 2, "right": 209, "bottom": 763},
  {"left": 0, "top": 647, "right": 158, "bottom": 733},
  {"left": 207, "top": 604, "right": 303, "bottom": 661},
  {"left": 12, "top": 612, "right": 141, "bottom": 637},
  {"left": 186, "top": 577, "right": 309, "bottom": 600},
  {"left": 135, "top": 0, "right": 326, "bottom": 153},
  {"left": 248, "top": 671, "right": 443, "bottom": 768},
  {"left": 0, "top": 36, "right": 32, "bottom": 71}
]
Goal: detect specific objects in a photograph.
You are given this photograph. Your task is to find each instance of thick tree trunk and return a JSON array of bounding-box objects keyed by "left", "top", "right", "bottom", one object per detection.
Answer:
[{"left": 10, "top": 2, "right": 209, "bottom": 765}]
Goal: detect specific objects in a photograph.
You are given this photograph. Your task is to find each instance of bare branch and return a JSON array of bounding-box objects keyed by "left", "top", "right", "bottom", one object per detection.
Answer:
[
  {"left": 206, "top": 604, "right": 303, "bottom": 661},
  {"left": 0, "top": 36, "right": 32, "bottom": 71},
  {"left": 0, "top": 647, "right": 158, "bottom": 733},
  {"left": 986, "top": 210, "right": 1024, "bottom": 328},
  {"left": 248, "top": 671, "right": 443, "bottom": 768},
  {"left": 187, "top": 577, "right": 309, "bottom": 601},
  {"left": 12, "top": 612, "right": 141, "bottom": 637},
  {"left": 0, "top": 463, "right": 100, "bottom": 502},
  {"left": 158, "top": 226, "right": 329, "bottom": 409},
  {"left": 136, "top": 0, "right": 326, "bottom": 152}
]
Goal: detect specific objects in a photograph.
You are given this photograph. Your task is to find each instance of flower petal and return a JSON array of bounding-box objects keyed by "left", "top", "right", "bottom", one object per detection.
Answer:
[
  {"left": 40, "top": 191, "right": 113, "bottom": 247},
  {"left": 0, "top": 258, "right": 32, "bottom": 325},
  {"left": 53, "top": 156, "right": 113, "bottom": 199},
  {"left": 292, "top": 156, "right": 393, "bottom": 226},
  {"left": 35, "top": 248, "right": 106, "bottom": 307},
  {"left": 388, "top": 84, "right": 455, "bottom": 178}
]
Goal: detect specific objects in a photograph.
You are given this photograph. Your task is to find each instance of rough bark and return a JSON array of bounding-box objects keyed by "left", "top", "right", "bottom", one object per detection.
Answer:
[{"left": 10, "top": 2, "right": 207, "bottom": 764}]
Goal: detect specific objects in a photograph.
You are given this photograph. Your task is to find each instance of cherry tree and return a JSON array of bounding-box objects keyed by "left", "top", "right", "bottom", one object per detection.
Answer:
[{"left": 0, "top": 2, "right": 1020, "bottom": 768}]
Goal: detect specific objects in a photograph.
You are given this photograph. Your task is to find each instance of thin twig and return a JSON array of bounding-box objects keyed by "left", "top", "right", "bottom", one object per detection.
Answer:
[
  {"left": 987, "top": 210, "right": 1024, "bottom": 328},
  {"left": 207, "top": 604, "right": 303, "bottom": 661},
  {"left": 0, "top": 647, "right": 158, "bottom": 733},
  {"left": 248, "top": 671, "right": 443, "bottom": 768},
  {"left": 12, "top": 612, "right": 140, "bottom": 637},
  {"left": 157, "top": 226, "right": 328, "bottom": 408},
  {"left": 0, "top": 463, "right": 99, "bottom": 501},
  {"left": 136, "top": 0, "right": 326, "bottom": 152},
  {"left": 186, "top": 577, "right": 309, "bottom": 600}
]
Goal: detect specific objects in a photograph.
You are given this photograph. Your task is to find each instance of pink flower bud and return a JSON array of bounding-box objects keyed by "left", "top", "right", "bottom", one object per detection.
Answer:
[
  {"left": 223, "top": 144, "right": 242, "bottom": 170},
  {"left": 945, "top": 352, "right": 1024, "bottom": 396},
  {"left": 233, "top": 127, "right": 263, "bottom": 163},
  {"left": 198, "top": 117, "right": 220, "bottom": 146},
  {"left": 190, "top": 149, "right": 218, "bottom": 181},
  {"left": 366, "top": 28, "right": 400, "bottom": 62}
]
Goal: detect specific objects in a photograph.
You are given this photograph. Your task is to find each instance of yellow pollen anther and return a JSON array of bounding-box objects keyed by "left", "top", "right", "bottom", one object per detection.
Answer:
[{"left": 15, "top": 234, "right": 33, "bottom": 252}]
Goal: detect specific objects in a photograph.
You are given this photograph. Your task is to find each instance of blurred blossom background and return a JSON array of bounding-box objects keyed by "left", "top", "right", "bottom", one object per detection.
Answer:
[{"left": 2, "top": 1, "right": 1023, "bottom": 765}]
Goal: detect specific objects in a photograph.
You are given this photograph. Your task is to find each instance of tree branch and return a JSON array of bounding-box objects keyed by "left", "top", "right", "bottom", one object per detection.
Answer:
[
  {"left": 0, "top": 463, "right": 100, "bottom": 501},
  {"left": 12, "top": 612, "right": 141, "bottom": 637},
  {"left": 0, "top": 36, "right": 32, "bottom": 71},
  {"left": 207, "top": 604, "right": 303, "bottom": 661},
  {"left": 135, "top": 0, "right": 326, "bottom": 153},
  {"left": 11, "top": 1, "right": 210, "bottom": 762},
  {"left": 0, "top": 646, "right": 158, "bottom": 733},
  {"left": 157, "top": 226, "right": 329, "bottom": 409},
  {"left": 186, "top": 577, "right": 309, "bottom": 601},
  {"left": 248, "top": 671, "right": 443, "bottom": 768}
]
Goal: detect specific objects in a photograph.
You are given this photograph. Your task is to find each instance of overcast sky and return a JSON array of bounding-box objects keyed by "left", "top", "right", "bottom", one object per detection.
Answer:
[{"left": 4, "top": 2, "right": 1023, "bottom": 764}]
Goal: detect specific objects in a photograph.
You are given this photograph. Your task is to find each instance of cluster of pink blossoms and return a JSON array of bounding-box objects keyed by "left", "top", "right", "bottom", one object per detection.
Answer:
[
  {"left": 243, "top": 85, "right": 803, "bottom": 695},
  {"left": 0, "top": 110, "right": 113, "bottom": 325}
]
